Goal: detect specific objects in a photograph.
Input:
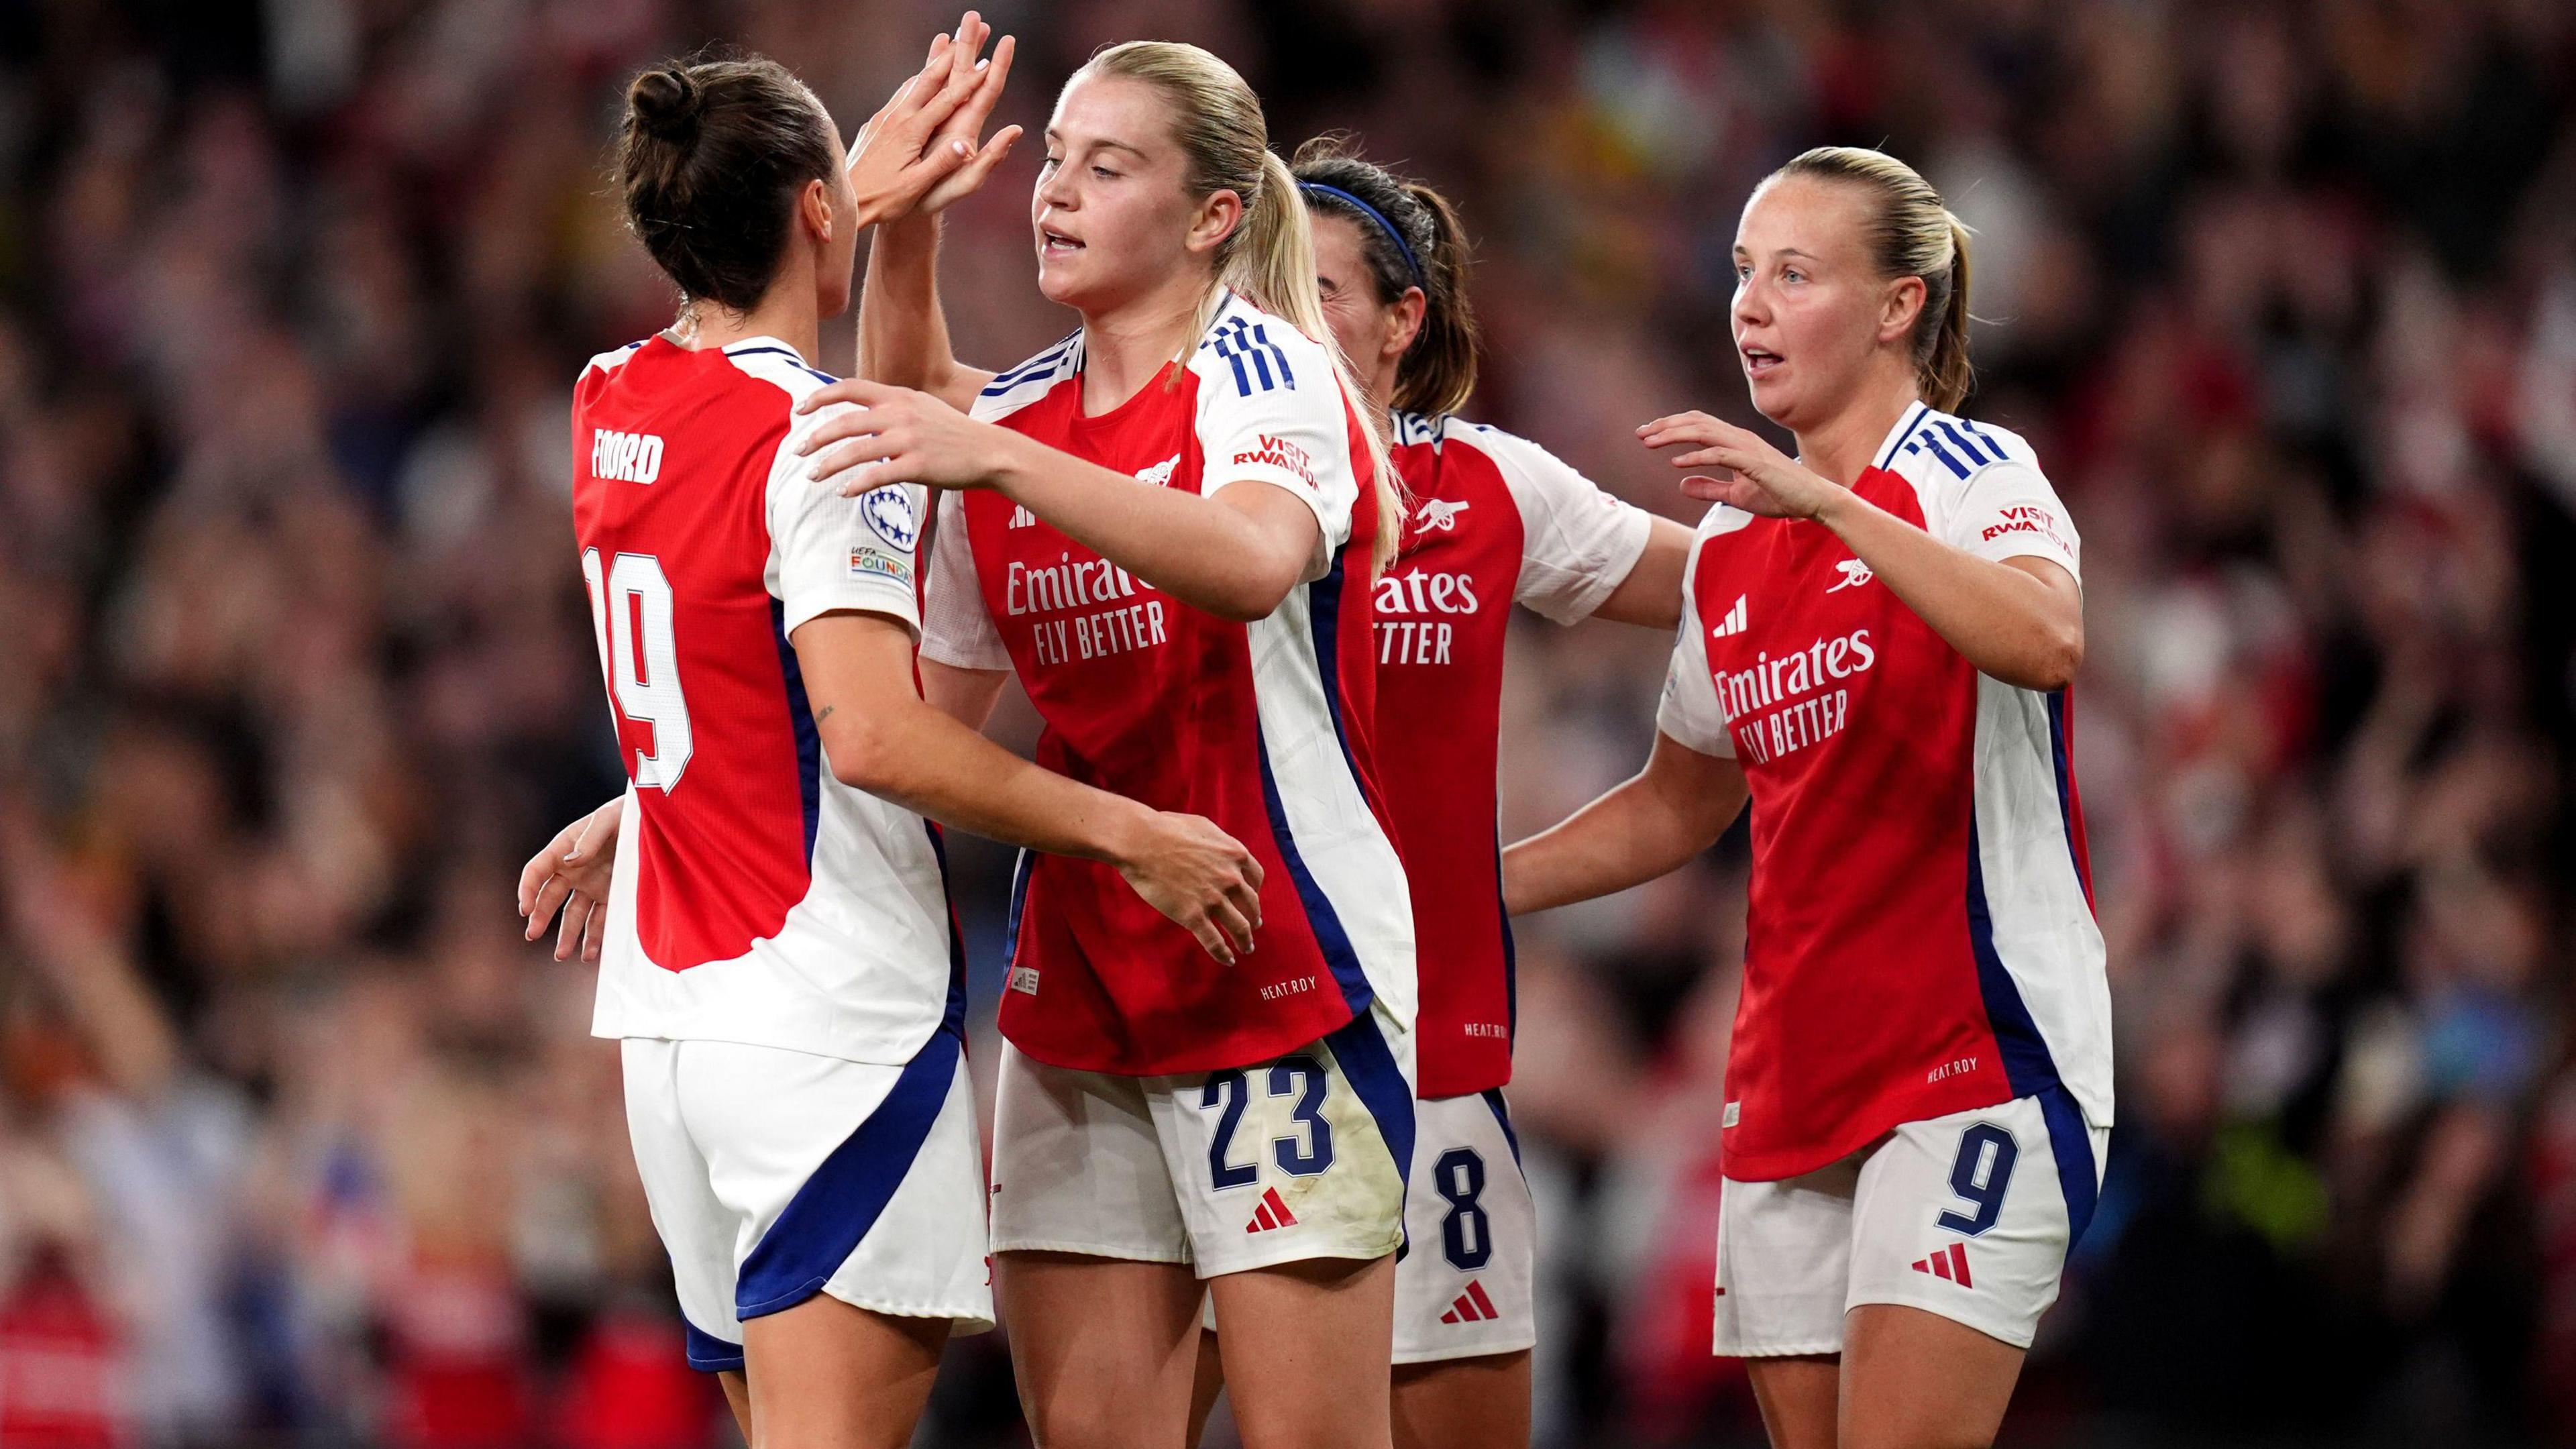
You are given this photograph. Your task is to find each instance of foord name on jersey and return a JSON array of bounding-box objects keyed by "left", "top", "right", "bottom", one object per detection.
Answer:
[{"left": 571, "top": 335, "right": 957, "bottom": 1070}]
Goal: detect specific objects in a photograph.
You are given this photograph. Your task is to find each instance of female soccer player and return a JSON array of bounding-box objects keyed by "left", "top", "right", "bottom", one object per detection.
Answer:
[
  {"left": 535, "top": 36, "right": 1264, "bottom": 1449},
  {"left": 1186, "top": 140, "right": 1695, "bottom": 1449},
  {"left": 1503, "top": 147, "right": 2111, "bottom": 1449},
  {"left": 790, "top": 36, "right": 1417, "bottom": 1449}
]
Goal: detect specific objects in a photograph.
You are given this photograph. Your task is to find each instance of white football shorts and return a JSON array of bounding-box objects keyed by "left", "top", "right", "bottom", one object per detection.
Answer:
[
  {"left": 1391, "top": 1088, "right": 1537, "bottom": 1362},
  {"left": 1201, "top": 1086, "right": 1538, "bottom": 1360},
  {"left": 621, "top": 1028, "right": 994, "bottom": 1373},
  {"left": 989, "top": 1000, "right": 1415, "bottom": 1277},
  {"left": 1713, "top": 1090, "right": 2106, "bottom": 1355}
]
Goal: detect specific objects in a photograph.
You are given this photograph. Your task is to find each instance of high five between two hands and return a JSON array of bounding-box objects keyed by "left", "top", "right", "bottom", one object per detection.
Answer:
[{"left": 801, "top": 11, "right": 1870, "bottom": 523}]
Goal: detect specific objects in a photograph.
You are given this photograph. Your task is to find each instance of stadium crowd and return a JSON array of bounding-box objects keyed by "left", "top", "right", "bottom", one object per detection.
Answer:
[{"left": 1, "top": 0, "right": 2571, "bottom": 1445}]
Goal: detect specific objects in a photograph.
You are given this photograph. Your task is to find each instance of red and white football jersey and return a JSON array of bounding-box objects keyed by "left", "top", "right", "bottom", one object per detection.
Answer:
[
  {"left": 1376, "top": 412, "right": 1652, "bottom": 1098},
  {"left": 920, "top": 292, "right": 1414, "bottom": 1075},
  {"left": 1656, "top": 401, "right": 2112, "bottom": 1182},
  {"left": 572, "top": 335, "right": 960, "bottom": 1065}
]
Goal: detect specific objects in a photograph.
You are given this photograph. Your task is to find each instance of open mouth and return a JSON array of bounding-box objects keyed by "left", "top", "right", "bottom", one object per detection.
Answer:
[
  {"left": 1039, "top": 226, "right": 1084, "bottom": 257},
  {"left": 1740, "top": 345, "right": 1783, "bottom": 378}
]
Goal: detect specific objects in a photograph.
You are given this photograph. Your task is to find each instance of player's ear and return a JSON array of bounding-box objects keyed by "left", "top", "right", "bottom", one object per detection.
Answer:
[
  {"left": 1878, "top": 274, "right": 1926, "bottom": 348},
  {"left": 800, "top": 176, "right": 835, "bottom": 244},
  {"left": 1186, "top": 189, "right": 1242, "bottom": 258},
  {"left": 1386, "top": 286, "right": 1428, "bottom": 362}
]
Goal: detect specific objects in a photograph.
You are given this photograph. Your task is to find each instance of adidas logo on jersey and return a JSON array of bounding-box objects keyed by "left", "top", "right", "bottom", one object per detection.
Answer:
[
  {"left": 1416, "top": 498, "right": 1470, "bottom": 533},
  {"left": 1008, "top": 504, "right": 1037, "bottom": 529},
  {"left": 1243, "top": 1186, "right": 1300, "bottom": 1234},
  {"left": 1910, "top": 1243, "right": 1973, "bottom": 1287},
  {"left": 590, "top": 428, "right": 663, "bottom": 484},
  {"left": 1134, "top": 454, "right": 1180, "bottom": 488},
  {"left": 1440, "top": 1279, "right": 1502, "bottom": 1324},
  {"left": 1711, "top": 594, "right": 1749, "bottom": 637}
]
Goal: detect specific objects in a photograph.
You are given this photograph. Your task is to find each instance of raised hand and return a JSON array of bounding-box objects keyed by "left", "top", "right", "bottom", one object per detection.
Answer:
[
  {"left": 914, "top": 13, "right": 1021, "bottom": 217},
  {"left": 1114, "top": 811, "right": 1267, "bottom": 966},
  {"left": 842, "top": 16, "right": 1011, "bottom": 227},
  {"left": 1639, "top": 411, "right": 1842, "bottom": 519}
]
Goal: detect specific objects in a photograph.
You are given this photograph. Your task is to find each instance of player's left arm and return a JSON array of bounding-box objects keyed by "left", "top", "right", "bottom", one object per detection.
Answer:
[
  {"left": 1590, "top": 517, "right": 1695, "bottom": 629},
  {"left": 1640, "top": 411, "right": 2082, "bottom": 692},
  {"left": 1482, "top": 425, "right": 1695, "bottom": 631},
  {"left": 793, "top": 380, "right": 1322, "bottom": 622}
]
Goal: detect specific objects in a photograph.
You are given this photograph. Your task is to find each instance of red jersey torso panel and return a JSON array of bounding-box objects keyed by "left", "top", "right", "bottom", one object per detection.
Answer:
[
  {"left": 1657, "top": 402, "right": 2110, "bottom": 1181},
  {"left": 1372, "top": 413, "right": 1650, "bottom": 1097},
  {"left": 926, "top": 295, "right": 1415, "bottom": 1075},
  {"left": 572, "top": 336, "right": 955, "bottom": 1067},
  {"left": 574, "top": 341, "right": 812, "bottom": 969}
]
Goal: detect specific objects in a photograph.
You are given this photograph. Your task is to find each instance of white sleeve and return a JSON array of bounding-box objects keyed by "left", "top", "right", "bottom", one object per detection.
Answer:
[
  {"left": 1473, "top": 427, "right": 1654, "bottom": 624},
  {"left": 1652, "top": 544, "right": 1734, "bottom": 759},
  {"left": 1197, "top": 332, "right": 1360, "bottom": 580},
  {"left": 1941, "top": 460, "right": 2081, "bottom": 586},
  {"left": 769, "top": 401, "right": 922, "bottom": 637},
  {"left": 917, "top": 489, "right": 1011, "bottom": 671}
]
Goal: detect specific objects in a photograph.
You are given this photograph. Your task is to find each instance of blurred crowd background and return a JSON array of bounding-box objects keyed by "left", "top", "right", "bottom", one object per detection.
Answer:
[{"left": 1, "top": 0, "right": 2571, "bottom": 1445}]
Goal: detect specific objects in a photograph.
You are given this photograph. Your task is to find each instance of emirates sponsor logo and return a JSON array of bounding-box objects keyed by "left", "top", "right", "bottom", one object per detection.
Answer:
[
  {"left": 1717, "top": 629, "right": 1874, "bottom": 765},
  {"left": 1375, "top": 568, "right": 1482, "bottom": 666},
  {"left": 1006, "top": 552, "right": 1169, "bottom": 665},
  {"left": 1374, "top": 570, "right": 1482, "bottom": 617}
]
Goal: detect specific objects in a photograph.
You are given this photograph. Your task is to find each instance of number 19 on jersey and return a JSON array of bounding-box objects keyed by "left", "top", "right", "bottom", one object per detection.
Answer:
[{"left": 583, "top": 546, "right": 694, "bottom": 790}]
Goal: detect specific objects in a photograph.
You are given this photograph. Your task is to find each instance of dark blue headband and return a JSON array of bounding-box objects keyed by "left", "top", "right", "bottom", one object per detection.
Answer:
[{"left": 1299, "top": 181, "right": 1425, "bottom": 288}]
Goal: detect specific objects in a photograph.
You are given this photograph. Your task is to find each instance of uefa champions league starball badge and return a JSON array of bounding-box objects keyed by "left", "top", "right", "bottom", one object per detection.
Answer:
[{"left": 859, "top": 485, "right": 920, "bottom": 551}]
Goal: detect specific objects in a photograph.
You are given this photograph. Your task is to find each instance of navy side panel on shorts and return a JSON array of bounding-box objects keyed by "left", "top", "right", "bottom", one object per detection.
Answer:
[
  {"left": 684, "top": 1319, "right": 746, "bottom": 1374},
  {"left": 735, "top": 1028, "right": 963, "bottom": 1318}
]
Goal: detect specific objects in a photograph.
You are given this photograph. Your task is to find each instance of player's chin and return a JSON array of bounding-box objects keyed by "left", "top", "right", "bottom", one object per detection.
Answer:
[
  {"left": 1034, "top": 252, "right": 1093, "bottom": 307},
  {"left": 1742, "top": 369, "right": 1798, "bottom": 425}
]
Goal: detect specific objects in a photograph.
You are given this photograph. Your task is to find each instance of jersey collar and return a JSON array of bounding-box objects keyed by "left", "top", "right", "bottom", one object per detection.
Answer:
[
  {"left": 718, "top": 335, "right": 813, "bottom": 366},
  {"left": 1870, "top": 400, "right": 1931, "bottom": 471}
]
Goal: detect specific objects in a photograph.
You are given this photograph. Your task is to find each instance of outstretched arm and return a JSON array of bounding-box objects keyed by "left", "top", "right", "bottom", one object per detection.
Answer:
[
  {"left": 523, "top": 616, "right": 1269, "bottom": 966},
  {"left": 793, "top": 382, "right": 1322, "bottom": 622},
  {"left": 805, "top": 614, "right": 1265, "bottom": 964},
  {"left": 856, "top": 15, "right": 1018, "bottom": 409},
  {"left": 1503, "top": 732, "right": 1748, "bottom": 915}
]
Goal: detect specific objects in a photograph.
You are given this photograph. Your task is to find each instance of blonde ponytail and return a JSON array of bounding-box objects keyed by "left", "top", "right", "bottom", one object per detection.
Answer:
[
  {"left": 1772, "top": 146, "right": 1976, "bottom": 412},
  {"left": 1921, "top": 215, "right": 1974, "bottom": 413},
  {"left": 1074, "top": 42, "right": 1404, "bottom": 575}
]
